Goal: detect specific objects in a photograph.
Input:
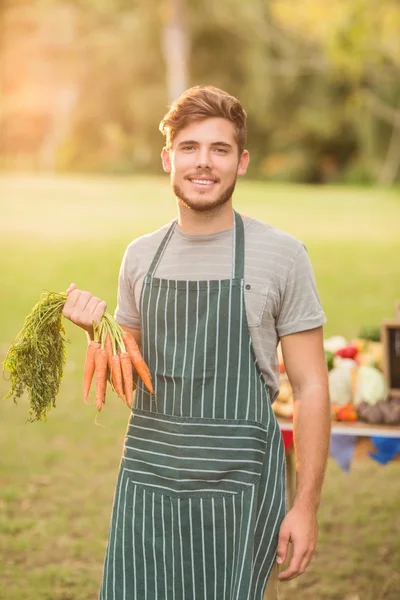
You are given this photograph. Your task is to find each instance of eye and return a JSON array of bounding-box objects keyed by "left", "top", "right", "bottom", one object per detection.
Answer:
[
  {"left": 182, "top": 146, "right": 195, "bottom": 152},
  {"left": 214, "top": 148, "right": 228, "bottom": 154}
]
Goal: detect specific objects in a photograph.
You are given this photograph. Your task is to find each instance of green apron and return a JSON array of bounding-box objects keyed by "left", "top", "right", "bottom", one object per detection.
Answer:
[{"left": 100, "top": 211, "right": 286, "bottom": 600}]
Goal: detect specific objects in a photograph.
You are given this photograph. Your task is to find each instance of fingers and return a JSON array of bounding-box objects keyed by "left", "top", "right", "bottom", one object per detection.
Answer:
[
  {"left": 62, "top": 288, "right": 107, "bottom": 331},
  {"left": 66, "top": 283, "right": 77, "bottom": 295},
  {"left": 91, "top": 299, "right": 107, "bottom": 326},
  {"left": 278, "top": 543, "right": 305, "bottom": 581},
  {"left": 278, "top": 541, "right": 314, "bottom": 581},
  {"left": 299, "top": 549, "right": 314, "bottom": 574},
  {"left": 276, "top": 527, "right": 290, "bottom": 566}
]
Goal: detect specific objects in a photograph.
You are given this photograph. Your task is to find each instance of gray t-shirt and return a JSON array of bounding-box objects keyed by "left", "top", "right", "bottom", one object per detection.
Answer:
[{"left": 115, "top": 215, "right": 326, "bottom": 401}]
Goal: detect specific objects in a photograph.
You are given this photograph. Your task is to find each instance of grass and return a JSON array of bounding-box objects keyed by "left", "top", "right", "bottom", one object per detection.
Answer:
[{"left": 0, "top": 174, "right": 399, "bottom": 599}]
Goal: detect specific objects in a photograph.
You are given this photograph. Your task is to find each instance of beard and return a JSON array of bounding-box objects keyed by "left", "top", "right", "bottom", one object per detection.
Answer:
[{"left": 172, "top": 175, "right": 238, "bottom": 213}]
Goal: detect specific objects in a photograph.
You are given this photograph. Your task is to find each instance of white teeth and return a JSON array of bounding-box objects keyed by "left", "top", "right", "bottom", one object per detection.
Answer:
[{"left": 192, "top": 179, "right": 214, "bottom": 185}]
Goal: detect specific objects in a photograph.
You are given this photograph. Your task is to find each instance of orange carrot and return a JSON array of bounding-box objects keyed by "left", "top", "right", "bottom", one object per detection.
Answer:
[
  {"left": 122, "top": 333, "right": 154, "bottom": 394},
  {"left": 83, "top": 341, "right": 101, "bottom": 402},
  {"left": 105, "top": 333, "right": 113, "bottom": 370},
  {"left": 111, "top": 354, "right": 125, "bottom": 403},
  {"left": 120, "top": 351, "right": 134, "bottom": 408},
  {"left": 95, "top": 347, "right": 108, "bottom": 411}
]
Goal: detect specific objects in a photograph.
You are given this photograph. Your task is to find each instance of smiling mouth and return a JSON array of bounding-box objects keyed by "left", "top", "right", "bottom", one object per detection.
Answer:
[{"left": 190, "top": 179, "right": 216, "bottom": 185}]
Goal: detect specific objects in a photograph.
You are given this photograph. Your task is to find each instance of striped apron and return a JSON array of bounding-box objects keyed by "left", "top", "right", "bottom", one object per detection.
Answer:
[{"left": 100, "top": 211, "right": 286, "bottom": 600}]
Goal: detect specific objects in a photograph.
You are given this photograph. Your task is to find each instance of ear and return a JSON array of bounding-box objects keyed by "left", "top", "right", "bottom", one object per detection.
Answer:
[
  {"left": 237, "top": 150, "right": 250, "bottom": 177},
  {"left": 161, "top": 147, "right": 171, "bottom": 173}
]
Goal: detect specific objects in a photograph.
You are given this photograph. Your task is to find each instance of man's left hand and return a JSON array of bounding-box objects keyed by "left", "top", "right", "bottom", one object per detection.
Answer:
[{"left": 276, "top": 503, "right": 318, "bottom": 581}]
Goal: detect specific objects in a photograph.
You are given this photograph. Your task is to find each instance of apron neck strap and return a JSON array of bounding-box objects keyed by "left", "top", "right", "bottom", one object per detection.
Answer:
[
  {"left": 147, "top": 210, "right": 245, "bottom": 280},
  {"left": 232, "top": 210, "right": 245, "bottom": 280},
  {"left": 147, "top": 220, "right": 177, "bottom": 277}
]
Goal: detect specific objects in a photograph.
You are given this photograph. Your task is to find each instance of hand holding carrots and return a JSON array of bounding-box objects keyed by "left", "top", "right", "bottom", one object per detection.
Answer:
[
  {"left": 63, "top": 284, "right": 153, "bottom": 411},
  {"left": 62, "top": 283, "right": 107, "bottom": 336},
  {"left": 4, "top": 286, "right": 154, "bottom": 422}
]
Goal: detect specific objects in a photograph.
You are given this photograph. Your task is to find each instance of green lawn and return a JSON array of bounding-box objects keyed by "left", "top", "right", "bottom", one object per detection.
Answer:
[{"left": 0, "top": 175, "right": 399, "bottom": 599}]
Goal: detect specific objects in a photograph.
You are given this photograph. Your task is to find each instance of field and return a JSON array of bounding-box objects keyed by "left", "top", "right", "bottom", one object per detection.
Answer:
[{"left": 0, "top": 174, "right": 399, "bottom": 600}]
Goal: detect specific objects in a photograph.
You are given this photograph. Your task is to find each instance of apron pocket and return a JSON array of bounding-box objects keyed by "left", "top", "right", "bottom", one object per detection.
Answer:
[
  {"left": 122, "top": 409, "right": 267, "bottom": 498},
  {"left": 244, "top": 282, "right": 269, "bottom": 328}
]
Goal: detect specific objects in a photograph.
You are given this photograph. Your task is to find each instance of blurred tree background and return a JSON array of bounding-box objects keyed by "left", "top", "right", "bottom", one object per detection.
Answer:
[{"left": 1, "top": 0, "right": 400, "bottom": 184}]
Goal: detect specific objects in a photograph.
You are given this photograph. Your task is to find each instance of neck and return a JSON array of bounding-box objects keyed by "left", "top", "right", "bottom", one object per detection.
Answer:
[{"left": 176, "top": 201, "right": 235, "bottom": 235}]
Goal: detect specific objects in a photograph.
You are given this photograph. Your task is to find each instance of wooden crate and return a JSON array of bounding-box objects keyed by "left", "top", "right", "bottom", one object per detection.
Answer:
[{"left": 381, "top": 321, "right": 400, "bottom": 398}]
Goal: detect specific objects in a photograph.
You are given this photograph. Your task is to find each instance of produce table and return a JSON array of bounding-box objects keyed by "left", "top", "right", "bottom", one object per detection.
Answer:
[
  {"left": 277, "top": 419, "right": 400, "bottom": 507},
  {"left": 278, "top": 418, "right": 400, "bottom": 438}
]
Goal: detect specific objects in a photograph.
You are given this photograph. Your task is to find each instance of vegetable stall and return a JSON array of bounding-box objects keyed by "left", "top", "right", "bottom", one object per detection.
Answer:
[{"left": 273, "top": 321, "right": 400, "bottom": 506}]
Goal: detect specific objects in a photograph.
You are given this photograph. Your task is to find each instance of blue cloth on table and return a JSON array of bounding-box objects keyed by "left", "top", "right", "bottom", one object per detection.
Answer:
[
  {"left": 330, "top": 434, "right": 357, "bottom": 472},
  {"left": 369, "top": 436, "right": 400, "bottom": 465}
]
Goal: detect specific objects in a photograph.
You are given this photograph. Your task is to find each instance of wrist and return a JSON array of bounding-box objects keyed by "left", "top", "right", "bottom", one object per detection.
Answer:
[
  {"left": 85, "top": 327, "right": 95, "bottom": 342},
  {"left": 293, "top": 491, "right": 321, "bottom": 512}
]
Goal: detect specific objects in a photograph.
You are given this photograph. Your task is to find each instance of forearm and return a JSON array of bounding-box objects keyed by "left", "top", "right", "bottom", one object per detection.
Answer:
[{"left": 292, "top": 384, "right": 331, "bottom": 510}]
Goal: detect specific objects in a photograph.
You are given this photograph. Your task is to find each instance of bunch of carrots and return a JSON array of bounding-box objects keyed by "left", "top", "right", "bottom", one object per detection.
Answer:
[
  {"left": 3, "top": 290, "right": 154, "bottom": 422},
  {"left": 88, "top": 313, "right": 154, "bottom": 411}
]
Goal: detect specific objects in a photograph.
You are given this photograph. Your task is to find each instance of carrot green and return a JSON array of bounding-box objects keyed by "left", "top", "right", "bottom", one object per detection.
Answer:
[{"left": 3, "top": 291, "right": 68, "bottom": 422}]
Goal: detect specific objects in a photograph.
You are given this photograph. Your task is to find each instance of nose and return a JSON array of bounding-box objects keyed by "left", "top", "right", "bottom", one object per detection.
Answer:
[{"left": 195, "top": 147, "right": 212, "bottom": 170}]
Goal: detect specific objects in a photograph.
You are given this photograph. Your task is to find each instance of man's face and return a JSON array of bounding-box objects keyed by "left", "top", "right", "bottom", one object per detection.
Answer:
[{"left": 162, "top": 118, "right": 249, "bottom": 212}]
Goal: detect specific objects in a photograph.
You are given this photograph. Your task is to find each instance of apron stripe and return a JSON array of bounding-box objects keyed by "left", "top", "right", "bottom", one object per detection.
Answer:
[
  {"left": 171, "top": 283, "right": 178, "bottom": 414},
  {"left": 128, "top": 411, "right": 268, "bottom": 431},
  {"left": 142, "top": 490, "right": 147, "bottom": 598},
  {"left": 234, "top": 491, "right": 245, "bottom": 599},
  {"left": 124, "top": 446, "right": 263, "bottom": 463},
  {"left": 200, "top": 499, "right": 207, "bottom": 598},
  {"left": 212, "top": 498, "right": 217, "bottom": 600},
  {"left": 234, "top": 282, "right": 244, "bottom": 419},
  {"left": 235, "top": 485, "right": 256, "bottom": 599},
  {"left": 179, "top": 281, "right": 190, "bottom": 416},
  {"left": 190, "top": 282, "right": 200, "bottom": 417},
  {"left": 145, "top": 283, "right": 152, "bottom": 409},
  {"left": 153, "top": 285, "right": 162, "bottom": 411},
  {"left": 189, "top": 498, "right": 196, "bottom": 599},
  {"left": 124, "top": 459, "right": 260, "bottom": 476},
  {"left": 177, "top": 497, "right": 185, "bottom": 600},
  {"left": 162, "top": 280, "right": 169, "bottom": 412},
  {"left": 229, "top": 494, "right": 236, "bottom": 598},
  {"left": 223, "top": 282, "right": 233, "bottom": 419},
  {"left": 200, "top": 280, "right": 210, "bottom": 417},
  {"left": 128, "top": 427, "right": 267, "bottom": 441},
  {"left": 112, "top": 473, "right": 123, "bottom": 597},
  {"left": 212, "top": 280, "right": 221, "bottom": 419},
  {"left": 161, "top": 495, "right": 167, "bottom": 598},
  {"left": 223, "top": 497, "right": 227, "bottom": 599},
  {"left": 132, "top": 485, "right": 137, "bottom": 600},
  {"left": 152, "top": 493, "right": 157, "bottom": 599},
  {"left": 126, "top": 433, "right": 266, "bottom": 453},
  {"left": 246, "top": 340, "right": 251, "bottom": 420},
  {"left": 171, "top": 497, "right": 176, "bottom": 600},
  {"left": 122, "top": 479, "right": 128, "bottom": 600}
]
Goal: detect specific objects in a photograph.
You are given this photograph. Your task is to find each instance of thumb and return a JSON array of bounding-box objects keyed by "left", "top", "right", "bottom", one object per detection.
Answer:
[
  {"left": 276, "top": 524, "right": 290, "bottom": 565},
  {"left": 66, "top": 283, "right": 77, "bottom": 295}
]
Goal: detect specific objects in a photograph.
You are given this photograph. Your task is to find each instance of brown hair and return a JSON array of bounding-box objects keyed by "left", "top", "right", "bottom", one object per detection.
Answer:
[{"left": 159, "top": 86, "right": 247, "bottom": 155}]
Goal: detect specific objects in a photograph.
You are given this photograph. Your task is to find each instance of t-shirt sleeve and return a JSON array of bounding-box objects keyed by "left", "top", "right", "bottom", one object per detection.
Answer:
[
  {"left": 276, "top": 243, "right": 326, "bottom": 338},
  {"left": 114, "top": 247, "right": 141, "bottom": 329}
]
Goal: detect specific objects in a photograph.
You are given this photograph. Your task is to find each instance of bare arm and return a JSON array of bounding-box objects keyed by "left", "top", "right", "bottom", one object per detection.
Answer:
[
  {"left": 276, "top": 326, "right": 331, "bottom": 580},
  {"left": 283, "top": 326, "right": 331, "bottom": 509}
]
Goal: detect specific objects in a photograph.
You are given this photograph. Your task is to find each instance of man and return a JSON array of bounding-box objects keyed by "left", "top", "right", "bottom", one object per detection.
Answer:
[{"left": 63, "top": 86, "right": 331, "bottom": 600}]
